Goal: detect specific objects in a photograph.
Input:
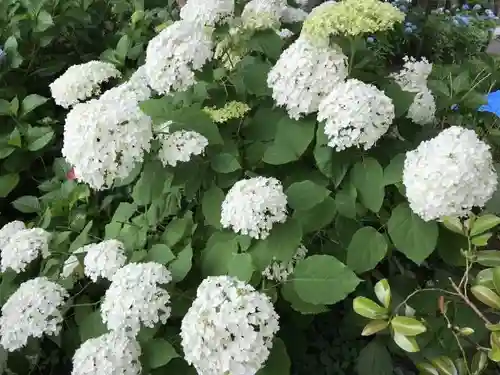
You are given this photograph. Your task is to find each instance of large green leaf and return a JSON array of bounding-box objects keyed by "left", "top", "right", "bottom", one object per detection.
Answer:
[
  {"left": 202, "top": 185, "right": 224, "bottom": 229},
  {"left": 227, "top": 253, "right": 254, "bottom": 282},
  {"left": 292, "top": 255, "right": 361, "bottom": 305},
  {"left": 293, "top": 196, "right": 337, "bottom": 233},
  {"left": 350, "top": 158, "right": 385, "bottom": 213},
  {"left": 388, "top": 203, "right": 438, "bottom": 264},
  {"left": 168, "top": 244, "right": 193, "bottom": 283},
  {"left": 0, "top": 173, "right": 19, "bottom": 197},
  {"left": 347, "top": 227, "right": 388, "bottom": 273},
  {"left": 263, "top": 116, "right": 316, "bottom": 165},
  {"left": 281, "top": 283, "right": 329, "bottom": 314},
  {"left": 12, "top": 195, "right": 41, "bottom": 213},
  {"left": 356, "top": 340, "right": 393, "bottom": 375},
  {"left": 286, "top": 180, "right": 331, "bottom": 211},
  {"left": 142, "top": 338, "right": 179, "bottom": 369}
]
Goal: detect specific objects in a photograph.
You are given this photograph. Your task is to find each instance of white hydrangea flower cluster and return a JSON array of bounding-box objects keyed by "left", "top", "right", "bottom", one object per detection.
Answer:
[
  {"left": 221, "top": 176, "right": 288, "bottom": 239},
  {"left": 0, "top": 277, "right": 68, "bottom": 351},
  {"left": 280, "top": 6, "right": 309, "bottom": 23},
  {"left": 267, "top": 36, "right": 347, "bottom": 120},
  {"left": 241, "top": 0, "right": 287, "bottom": 29},
  {"left": 144, "top": 20, "right": 213, "bottom": 95},
  {"left": 49, "top": 61, "right": 121, "bottom": 108},
  {"left": 180, "top": 0, "right": 234, "bottom": 26},
  {"left": 0, "top": 220, "right": 25, "bottom": 249},
  {"left": 181, "top": 276, "right": 280, "bottom": 375},
  {"left": 100, "top": 262, "right": 172, "bottom": 337},
  {"left": 1, "top": 227, "right": 51, "bottom": 273},
  {"left": 71, "top": 331, "right": 141, "bottom": 375},
  {"left": 100, "top": 65, "right": 152, "bottom": 103},
  {"left": 263, "top": 245, "right": 308, "bottom": 282},
  {"left": 391, "top": 56, "right": 436, "bottom": 125},
  {"left": 318, "top": 79, "right": 395, "bottom": 151},
  {"left": 80, "top": 240, "right": 127, "bottom": 282},
  {"left": 62, "top": 93, "right": 153, "bottom": 190},
  {"left": 156, "top": 122, "right": 209, "bottom": 167},
  {"left": 403, "top": 126, "right": 497, "bottom": 221}
]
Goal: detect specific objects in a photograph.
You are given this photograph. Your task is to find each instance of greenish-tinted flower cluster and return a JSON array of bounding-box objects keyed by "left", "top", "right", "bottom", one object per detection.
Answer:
[
  {"left": 302, "top": 0, "right": 405, "bottom": 45},
  {"left": 203, "top": 101, "right": 251, "bottom": 123}
]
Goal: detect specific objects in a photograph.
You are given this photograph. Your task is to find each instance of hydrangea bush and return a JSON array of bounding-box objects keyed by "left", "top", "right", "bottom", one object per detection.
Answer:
[{"left": 2, "top": 0, "right": 500, "bottom": 374}]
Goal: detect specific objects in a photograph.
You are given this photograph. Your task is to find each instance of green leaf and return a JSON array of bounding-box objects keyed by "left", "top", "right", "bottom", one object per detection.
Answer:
[
  {"left": 384, "top": 153, "right": 405, "bottom": 186},
  {"left": 392, "top": 332, "right": 420, "bottom": 352},
  {"left": 240, "top": 58, "right": 271, "bottom": 97},
  {"left": 470, "top": 285, "right": 500, "bottom": 309},
  {"left": 391, "top": 316, "right": 427, "bottom": 336},
  {"left": 353, "top": 297, "right": 388, "bottom": 319},
  {"left": 350, "top": 158, "right": 385, "bottom": 213},
  {"left": 442, "top": 216, "right": 464, "bottom": 235},
  {"left": 471, "top": 351, "right": 488, "bottom": 375},
  {"left": 26, "top": 127, "right": 54, "bottom": 151},
  {"left": 494, "top": 267, "right": 500, "bottom": 295},
  {"left": 4, "top": 36, "right": 23, "bottom": 68},
  {"left": 286, "top": 180, "right": 331, "bottom": 211},
  {"left": 347, "top": 227, "right": 388, "bottom": 273},
  {"left": 210, "top": 153, "right": 241, "bottom": 173},
  {"left": 388, "top": 203, "right": 439, "bottom": 264},
  {"left": 143, "top": 338, "right": 179, "bottom": 369},
  {"left": 69, "top": 221, "right": 93, "bottom": 252},
  {"left": 384, "top": 82, "right": 416, "bottom": 118},
  {"left": 476, "top": 250, "right": 500, "bottom": 267},
  {"left": 77, "top": 311, "right": 107, "bottom": 342},
  {"left": 256, "top": 338, "right": 290, "bottom": 375},
  {"left": 162, "top": 213, "right": 193, "bottom": 248},
  {"left": 169, "top": 244, "right": 193, "bottom": 282},
  {"left": 132, "top": 160, "right": 171, "bottom": 205},
  {"left": 416, "top": 363, "right": 439, "bottom": 375},
  {"left": 35, "top": 10, "right": 54, "bottom": 32},
  {"left": 258, "top": 219, "right": 303, "bottom": 263},
  {"left": 21, "top": 94, "right": 48, "bottom": 117},
  {"left": 471, "top": 214, "right": 500, "bottom": 237},
  {"left": 248, "top": 30, "right": 284, "bottom": 60},
  {"left": 430, "top": 357, "right": 458, "bottom": 375},
  {"left": 361, "top": 320, "right": 389, "bottom": 336},
  {"left": 313, "top": 127, "right": 351, "bottom": 186},
  {"left": 227, "top": 253, "right": 254, "bottom": 282},
  {"left": 202, "top": 233, "right": 238, "bottom": 276},
  {"left": 335, "top": 184, "right": 357, "bottom": 218},
  {"left": 262, "top": 116, "right": 316, "bottom": 165},
  {"left": 293, "top": 196, "right": 337, "bottom": 233},
  {"left": 0, "top": 100, "right": 10, "bottom": 116},
  {"left": 115, "top": 35, "right": 130, "bottom": 62},
  {"left": 12, "top": 195, "right": 41, "bottom": 213},
  {"left": 292, "top": 255, "right": 361, "bottom": 305},
  {"left": 0, "top": 173, "right": 19, "bottom": 197},
  {"left": 147, "top": 244, "right": 175, "bottom": 264},
  {"left": 374, "top": 279, "right": 391, "bottom": 309},
  {"left": 280, "top": 283, "right": 329, "bottom": 314},
  {"left": 356, "top": 340, "right": 393, "bottom": 375},
  {"left": 202, "top": 185, "right": 224, "bottom": 229}
]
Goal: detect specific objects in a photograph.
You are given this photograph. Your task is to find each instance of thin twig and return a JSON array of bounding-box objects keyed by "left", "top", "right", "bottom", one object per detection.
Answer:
[{"left": 449, "top": 278, "right": 493, "bottom": 325}]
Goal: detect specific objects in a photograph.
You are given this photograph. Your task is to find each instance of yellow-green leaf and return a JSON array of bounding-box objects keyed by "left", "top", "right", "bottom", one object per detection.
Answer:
[
  {"left": 392, "top": 332, "right": 420, "bottom": 352},
  {"left": 391, "top": 316, "right": 427, "bottom": 336},
  {"left": 430, "top": 356, "right": 458, "bottom": 375},
  {"left": 361, "top": 319, "right": 389, "bottom": 336},
  {"left": 471, "top": 233, "right": 492, "bottom": 247},
  {"left": 471, "top": 285, "right": 500, "bottom": 309},
  {"left": 493, "top": 267, "right": 500, "bottom": 295},
  {"left": 476, "top": 268, "right": 495, "bottom": 289},
  {"left": 442, "top": 216, "right": 464, "bottom": 235},
  {"left": 416, "top": 363, "right": 439, "bottom": 375},
  {"left": 353, "top": 297, "right": 388, "bottom": 320},
  {"left": 488, "top": 347, "right": 500, "bottom": 362},
  {"left": 374, "top": 279, "right": 391, "bottom": 308},
  {"left": 476, "top": 250, "right": 500, "bottom": 267},
  {"left": 470, "top": 214, "right": 500, "bottom": 237},
  {"left": 471, "top": 351, "right": 488, "bottom": 375},
  {"left": 486, "top": 323, "right": 500, "bottom": 331}
]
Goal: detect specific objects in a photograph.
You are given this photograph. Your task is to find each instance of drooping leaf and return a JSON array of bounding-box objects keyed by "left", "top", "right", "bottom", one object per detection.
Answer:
[
  {"left": 347, "top": 227, "right": 388, "bottom": 273},
  {"left": 350, "top": 158, "right": 385, "bottom": 213},
  {"left": 388, "top": 203, "right": 438, "bottom": 264}
]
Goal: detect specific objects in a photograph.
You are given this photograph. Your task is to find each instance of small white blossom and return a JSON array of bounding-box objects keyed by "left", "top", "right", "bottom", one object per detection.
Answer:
[
  {"left": 0, "top": 220, "right": 26, "bottom": 249},
  {"left": 144, "top": 20, "right": 213, "bottom": 95},
  {"left": 61, "top": 247, "right": 85, "bottom": 278},
  {"left": 318, "top": 78, "right": 395, "bottom": 151},
  {"left": 263, "top": 245, "right": 308, "bottom": 282},
  {"left": 180, "top": 0, "right": 234, "bottom": 26},
  {"left": 100, "top": 262, "right": 172, "bottom": 337},
  {"left": 0, "top": 277, "right": 68, "bottom": 351},
  {"left": 82, "top": 240, "right": 127, "bottom": 282},
  {"left": 71, "top": 331, "right": 141, "bottom": 375},
  {"left": 391, "top": 56, "right": 435, "bottom": 125},
  {"left": 277, "top": 28, "right": 295, "bottom": 39},
  {"left": 403, "top": 126, "right": 497, "bottom": 221},
  {"left": 49, "top": 61, "right": 121, "bottom": 108},
  {"left": 280, "top": 6, "right": 308, "bottom": 23},
  {"left": 1, "top": 228, "right": 51, "bottom": 273},
  {"left": 407, "top": 88, "right": 436, "bottom": 125},
  {"left": 181, "top": 276, "right": 280, "bottom": 375},
  {"left": 221, "top": 177, "right": 287, "bottom": 239},
  {"left": 62, "top": 93, "right": 153, "bottom": 190},
  {"left": 101, "top": 65, "right": 152, "bottom": 103},
  {"left": 241, "top": 0, "right": 286, "bottom": 29},
  {"left": 157, "top": 122, "right": 209, "bottom": 167},
  {"left": 268, "top": 36, "right": 347, "bottom": 119}
]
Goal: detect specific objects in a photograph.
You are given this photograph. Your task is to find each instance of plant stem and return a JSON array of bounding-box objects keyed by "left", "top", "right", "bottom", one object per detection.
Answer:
[{"left": 449, "top": 278, "right": 493, "bottom": 325}]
